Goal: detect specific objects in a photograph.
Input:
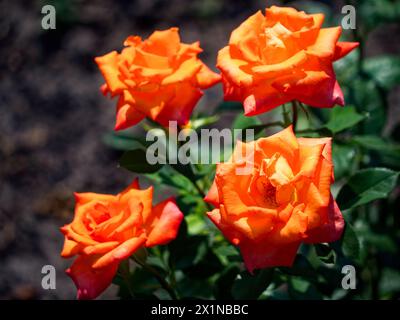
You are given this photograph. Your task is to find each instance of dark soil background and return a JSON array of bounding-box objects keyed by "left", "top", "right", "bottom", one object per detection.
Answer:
[{"left": 0, "top": 0, "right": 399, "bottom": 299}]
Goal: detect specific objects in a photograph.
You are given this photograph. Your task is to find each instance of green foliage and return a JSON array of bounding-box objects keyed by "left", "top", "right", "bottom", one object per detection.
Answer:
[
  {"left": 325, "top": 106, "right": 365, "bottom": 134},
  {"left": 341, "top": 222, "right": 361, "bottom": 262},
  {"left": 232, "top": 269, "right": 274, "bottom": 299},
  {"left": 363, "top": 56, "right": 400, "bottom": 91},
  {"left": 337, "top": 168, "right": 399, "bottom": 210},
  {"left": 119, "top": 149, "right": 163, "bottom": 173}
]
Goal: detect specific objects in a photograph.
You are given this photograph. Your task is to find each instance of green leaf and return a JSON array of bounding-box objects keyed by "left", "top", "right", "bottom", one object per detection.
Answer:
[
  {"left": 379, "top": 268, "right": 400, "bottom": 296},
  {"left": 363, "top": 56, "right": 400, "bottom": 90},
  {"left": 103, "top": 132, "right": 147, "bottom": 151},
  {"left": 332, "top": 143, "right": 357, "bottom": 180},
  {"left": 352, "top": 136, "right": 400, "bottom": 155},
  {"left": 337, "top": 168, "right": 399, "bottom": 210},
  {"left": 351, "top": 135, "right": 400, "bottom": 167},
  {"left": 341, "top": 222, "right": 360, "bottom": 261},
  {"left": 325, "top": 106, "right": 365, "bottom": 133},
  {"left": 232, "top": 269, "right": 274, "bottom": 299},
  {"left": 359, "top": 0, "right": 400, "bottom": 31},
  {"left": 119, "top": 149, "right": 163, "bottom": 173},
  {"left": 352, "top": 79, "right": 385, "bottom": 135},
  {"left": 170, "top": 163, "right": 198, "bottom": 182},
  {"left": 176, "top": 277, "right": 214, "bottom": 299},
  {"left": 169, "top": 233, "right": 223, "bottom": 278},
  {"left": 232, "top": 113, "right": 261, "bottom": 131},
  {"left": 279, "top": 254, "right": 316, "bottom": 280},
  {"left": 288, "top": 277, "right": 323, "bottom": 300},
  {"left": 214, "top": 245, "right": 242, "bottom": 264}
]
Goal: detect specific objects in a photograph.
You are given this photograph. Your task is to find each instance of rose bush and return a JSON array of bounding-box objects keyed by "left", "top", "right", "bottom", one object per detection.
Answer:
[
  {"left": 59, "top": 2, "right": 400, "bottom": 300},
  {"left": 60, "top": 179, "right": 183, "bottom": 299},
  {"left": 217, "top": 6, "right": 359, "bottom": 116},
  {"left": 96, "top": 27, "right": 221, "bottom": 130}
]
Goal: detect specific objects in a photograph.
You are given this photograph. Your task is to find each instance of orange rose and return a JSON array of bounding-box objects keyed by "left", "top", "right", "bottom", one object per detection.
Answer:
[
  {"left": 60, "top": 180, "right": 183, "bottom": 299},
  {"left": 95, "top": 27, "right": 221, "bottom": 130},
  {"left": 205, "top": 126, "right": 344, "bottom": 272},
  {"left": 217, "top": 6, "right": 359, "bottom": 116}
]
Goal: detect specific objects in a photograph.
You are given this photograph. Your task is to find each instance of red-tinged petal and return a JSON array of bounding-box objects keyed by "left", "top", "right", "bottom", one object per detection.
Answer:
[
  {"left": 207, "top": 207, "right": 243, "bottom": 245},
  {"left": 115, "top": 101, "right": 145, "bottom": 131},
  {"left": 243, "top": 84, "right": 290, "bottom": 116},
  {"left": 66, "top": 255, "right": 119, "bottom": 300},
  {"left": 204, "top": 180, "right": 220, "bottom": 207},
  {"left": 273, "top": 67, "right": 344, "bottom": 108},
  {"left": 305, "top": 196, "right": 344, "bottom": 243},
  {"left": 92, "top": 235, "right": 146, "bottom": 269},
  {"left": 100, "top": 83, "right": 109, "bottom": 96},
  {"left": 145, "top": 198, "right": 184, "bottom": 247},
  {"left": 333, "top": 42, "right": 359, "bottom": 61},
  {"left": 155, "top": 82, "right": 202, "bottom": 126},
  {"left": 240, "top": 239, "right": 300, "bottom": 273},
  {"left": 221, "top": 76, "right": 246, "bottom": 101}
]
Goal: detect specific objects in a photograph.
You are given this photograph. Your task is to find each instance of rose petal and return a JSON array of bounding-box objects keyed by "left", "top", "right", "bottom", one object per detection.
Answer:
[
  {"left": 145, "top": 198, "right": 184, "bottom": 247},
  {"left": 240, "top": 239, "right": 300, "bottom": 272},
  {"left": 333, "top": 42, "right": 359, "bottom": 61},
  {"left": 305, "top": 196, "right": 344, "bottom": 243},
  {"left": 92, "top": 235, "right": 146, "bottom": 269},
  {"left": 66, "top": 255, "right": 119, "bottom": 300}
]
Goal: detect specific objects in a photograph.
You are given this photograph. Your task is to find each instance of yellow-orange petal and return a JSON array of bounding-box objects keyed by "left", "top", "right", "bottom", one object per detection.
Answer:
[
  {"left": 95, "top": 51, "right": 126, "bottom": 94},
  {"left": 196, "top": 63, "right": 221, "bottom": 89},
  {"left": 217, "top": 46, "right": 253, "bottom": 87},
  {"left": 307, "top": 27, "right": 342, "bottom": 58},
  {"left": 229, "top": 11, "right": 265, "bottom": 62},
  {"left": 61, "top": 238, "right": 83, "bottom": 258},
  {"left": 92, "top": 235, "right": 146, "bottom": 269},
  {"left": 143, "top": 27, "right": 181, "bottom": 58}
]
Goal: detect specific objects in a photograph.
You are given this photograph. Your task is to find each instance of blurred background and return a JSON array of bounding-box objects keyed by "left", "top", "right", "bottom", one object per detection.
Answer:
[{"left": 0, "top": 0, "right": 399, "bottom": 299}]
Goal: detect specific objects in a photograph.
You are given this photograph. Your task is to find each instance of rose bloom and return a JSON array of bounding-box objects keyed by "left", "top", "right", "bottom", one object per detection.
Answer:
[
  {"left": 217, "top": 6, "right": 359, "bottom": 116},
  {"left": 60, "top": 180, "right": 183, "bottom": 299},
  {"left": 95, "top": 27, "right": 221, "bottom": 130},
  {"left": 205, "top": 126, "right": 344, "bottom": 272}
]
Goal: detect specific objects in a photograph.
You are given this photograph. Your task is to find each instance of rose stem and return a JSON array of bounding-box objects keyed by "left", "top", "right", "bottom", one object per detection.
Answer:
[{"left": 132, "top": 257, "right": 179, "bottom": 300}]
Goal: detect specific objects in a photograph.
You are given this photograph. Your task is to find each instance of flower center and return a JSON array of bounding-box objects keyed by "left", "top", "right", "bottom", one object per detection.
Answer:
[{"left": 262, "top": 181, "right": 278, "bottom": 208}]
